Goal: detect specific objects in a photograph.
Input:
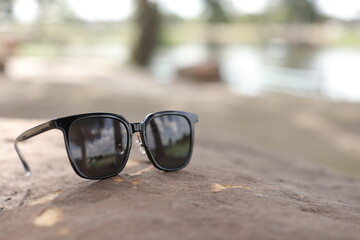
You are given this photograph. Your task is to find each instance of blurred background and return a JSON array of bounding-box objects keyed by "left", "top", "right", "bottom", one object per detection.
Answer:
[{"left": 0, "top": 0, "right": 359, "bottom": 177}]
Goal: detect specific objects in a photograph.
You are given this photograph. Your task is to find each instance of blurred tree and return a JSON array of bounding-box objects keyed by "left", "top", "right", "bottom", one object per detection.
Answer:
[
  {"left": 205, "top": 0, "right": 230, "bottom": 55},
  {"left": 268, "top": 0, "right": 321, "bottom": 23},
  {"left": 204, "top": 0, "right": 229, "bottom": 50},
  {"left": 0, "top": 0, "right": 14, "bottom": 22},
  {"left": 34, "top": 0, "right": 75, "bottom": 23},
  {"left": 35, "top": 0, "right": 59, "bottom": 35},
  {"left": 205, "top": 0, "right": 229, "bottom": 23},
  {"left": 0, "top": 0, "right": 15, "bottom": 75},
  {"left": 31, "top": 0, "right": 77, "bottom": 41},
  {"left": 132, "top": 0, "right": 161, "bottom": 67}
]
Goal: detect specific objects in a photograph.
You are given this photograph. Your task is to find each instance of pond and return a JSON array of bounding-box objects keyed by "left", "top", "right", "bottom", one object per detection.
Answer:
[
  {"left": 14, "top": 42, "right": 360, "bottom": 103},
  {"left": 151, "top": 43, "right": 360, "bottom": 102}
]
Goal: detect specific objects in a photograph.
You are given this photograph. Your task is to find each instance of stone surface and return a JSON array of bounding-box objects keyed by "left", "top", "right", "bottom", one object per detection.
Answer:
[{"left": 0, "top": 118, "right": 359, "bottom": 240}]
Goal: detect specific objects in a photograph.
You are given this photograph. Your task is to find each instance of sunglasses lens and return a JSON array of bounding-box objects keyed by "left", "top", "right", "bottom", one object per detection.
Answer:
[
  {"left": 68, "top": 117, "right": 129, "bottom": 178},
  {"left": 145, "top": 115, "right": 192, "bottom": 169}
]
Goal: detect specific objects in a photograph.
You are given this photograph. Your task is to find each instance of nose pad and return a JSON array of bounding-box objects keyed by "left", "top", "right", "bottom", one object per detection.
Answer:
[{"left": 135, "top": 133, "right": 146, "bottom": 155}]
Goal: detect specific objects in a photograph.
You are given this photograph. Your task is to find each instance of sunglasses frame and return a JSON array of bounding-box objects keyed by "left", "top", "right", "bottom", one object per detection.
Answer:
[{"left": 15, "top": 111, "right": 199, "bottom": 180}]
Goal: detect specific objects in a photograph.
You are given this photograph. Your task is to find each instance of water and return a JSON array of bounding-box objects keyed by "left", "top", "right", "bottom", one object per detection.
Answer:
[
  {"left": 151, "top": 43, "right": 360, "bottom": 102},
  {"left": 13, "top": 42, "right": 360, "bottom": 102}
]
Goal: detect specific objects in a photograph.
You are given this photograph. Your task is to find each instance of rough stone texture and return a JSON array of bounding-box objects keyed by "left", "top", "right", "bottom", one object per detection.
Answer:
[
  {"left": 1, "top": 63, "right": 360, "bottom": 239},
  {"left": 0, "top": 118, "right": 359, "bottom": 240}
]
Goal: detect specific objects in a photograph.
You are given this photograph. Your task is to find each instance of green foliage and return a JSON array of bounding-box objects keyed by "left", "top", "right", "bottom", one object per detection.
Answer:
[
  {"left": 205, "top": 0, "right": 229, "bottom": 23},
  {"left": 267, "top": 0, "right": 323, "bottom": 23}
]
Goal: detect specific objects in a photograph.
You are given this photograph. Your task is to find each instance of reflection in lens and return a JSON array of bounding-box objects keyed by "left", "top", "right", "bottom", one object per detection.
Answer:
[
  {"left": 68, "top": 117, "right": 128, "bottom": 178},
  {"left": 145, "top": 115, "right": 191, "bottom": 169}
]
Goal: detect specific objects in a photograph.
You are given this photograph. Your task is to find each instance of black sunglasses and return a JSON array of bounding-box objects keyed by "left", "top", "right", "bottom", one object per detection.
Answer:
[{"left": 15, "top": 111, "right": 198, "bottom": 180}]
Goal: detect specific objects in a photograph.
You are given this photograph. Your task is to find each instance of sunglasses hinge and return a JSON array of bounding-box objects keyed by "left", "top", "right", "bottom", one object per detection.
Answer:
[{"left": 131, "top": 123, "right": 142, "bottom": 133}]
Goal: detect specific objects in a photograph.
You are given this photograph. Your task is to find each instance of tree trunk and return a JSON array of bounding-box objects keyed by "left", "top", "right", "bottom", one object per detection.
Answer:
[{"left": 132, "top": 0, "right": 161, "bottom": 67}]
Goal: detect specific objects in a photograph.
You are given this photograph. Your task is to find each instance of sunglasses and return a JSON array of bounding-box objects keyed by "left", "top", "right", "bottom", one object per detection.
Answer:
[{"left": 15, "top": 111, "right": 198, "bottom": 180}]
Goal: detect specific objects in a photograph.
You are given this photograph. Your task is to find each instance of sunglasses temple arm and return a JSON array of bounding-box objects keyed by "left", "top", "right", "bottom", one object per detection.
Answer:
[{"left": 14, "top": 120, "right": 56, "bottom": 176}]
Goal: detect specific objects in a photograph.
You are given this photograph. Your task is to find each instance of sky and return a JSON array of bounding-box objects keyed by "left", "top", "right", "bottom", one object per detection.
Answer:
[
  {"left": 66, "top": 0, "right": 134, "bottom": 22},
  {"left": 316, "top": 0, "right": 360, "bottom": 20},
  {"left": 12, "top": 0, "right": 360, "bottom": 23},
  {"left": 13, "top": 0, "right": 38, "bottom": 23}
]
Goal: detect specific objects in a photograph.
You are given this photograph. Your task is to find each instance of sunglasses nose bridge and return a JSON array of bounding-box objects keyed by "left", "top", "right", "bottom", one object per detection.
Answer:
[
  {"left": 131, "top": 123, "right": 146, "bottom": 155},
  {"left": 131, "top": 122, "right": 142, "bottom": 133}
]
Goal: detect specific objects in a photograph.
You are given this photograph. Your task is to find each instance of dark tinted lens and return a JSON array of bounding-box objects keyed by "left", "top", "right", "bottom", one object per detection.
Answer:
[
  {"left": 145, "top": 115, "right": 192, "bottom": 169},
  {"left": 68, "top": 117, "right": 128, "bottom": 178}
]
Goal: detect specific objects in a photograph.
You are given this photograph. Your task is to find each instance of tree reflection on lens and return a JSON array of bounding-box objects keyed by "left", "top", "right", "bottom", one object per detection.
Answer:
[
  {"left": 68, "top": 117, "right": 128, "bottom": 178},
  {"left": 145, "top": 115, "right": 191, "bottom": 169}
]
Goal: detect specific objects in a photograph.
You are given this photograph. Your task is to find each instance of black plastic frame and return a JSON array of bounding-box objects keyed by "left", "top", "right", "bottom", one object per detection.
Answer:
[{"left": 14, "top": 111, "right": 199, "bottom": 180}]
